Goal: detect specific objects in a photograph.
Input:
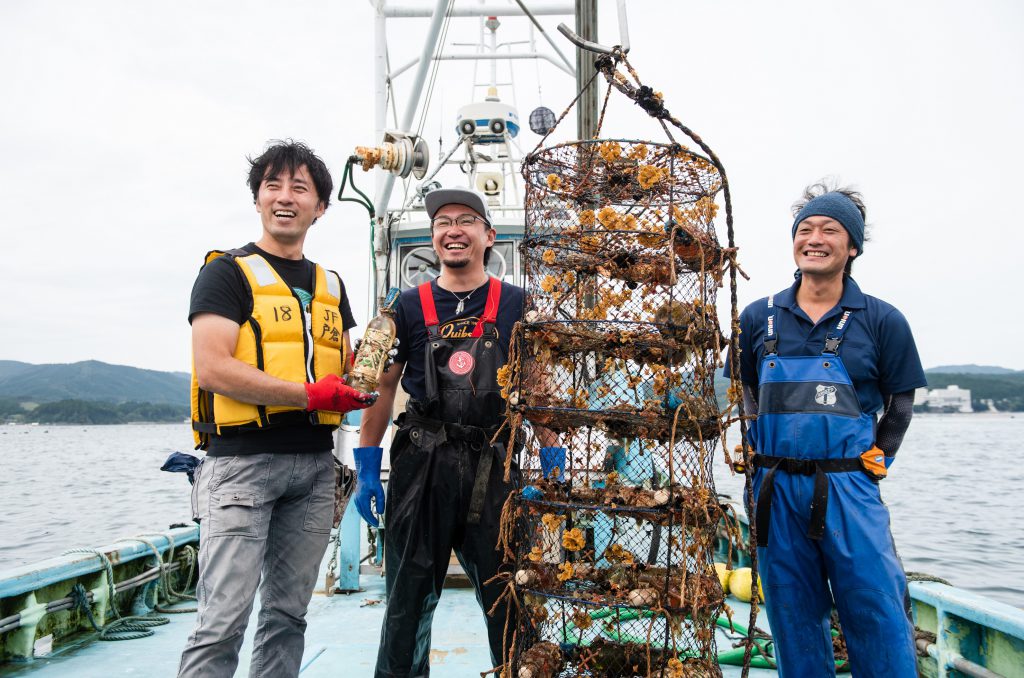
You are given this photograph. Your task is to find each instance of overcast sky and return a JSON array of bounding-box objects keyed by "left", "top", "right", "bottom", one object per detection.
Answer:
[{"left": 3, "top": 0, "right": 1022, "bottom": 373}]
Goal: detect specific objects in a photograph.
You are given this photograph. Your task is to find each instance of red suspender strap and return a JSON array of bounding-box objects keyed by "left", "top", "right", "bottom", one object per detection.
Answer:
[
  {"left": 418, "top": 282, "right": 439, "bottom": 328},
  {"left": 471, "top": 277, "right": 503, "bottom": 337}
]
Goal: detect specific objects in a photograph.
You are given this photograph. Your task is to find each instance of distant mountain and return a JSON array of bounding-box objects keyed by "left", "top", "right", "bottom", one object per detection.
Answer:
[
  {"left": 926, "top": 364, "right": 1019, "bottom": 375},
  {"left": 0, "top": 360, "right": 34, "bottom": 379},
  {"left": 0, "top": 360, "right": 189, "bottom": 406}
]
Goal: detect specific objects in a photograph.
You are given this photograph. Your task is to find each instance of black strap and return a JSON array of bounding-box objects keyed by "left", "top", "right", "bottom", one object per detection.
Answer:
[
  {"left": 752, "top": 454, "right": 862, "bottom": 547},
  {"left": 467, "top": 445, "right": 497, "bottom": 525},
  {"left": 191, "top": 409, "right": 314, "bottom": 436},
  {"left": 822, "top": 309, "right": 854, "bottom": 355},
  {"left": 401, "top": 412, "right": 502, "bottom": 446},
  {"left": 763, "top": 294, "right": 778, "bottom": 356}
]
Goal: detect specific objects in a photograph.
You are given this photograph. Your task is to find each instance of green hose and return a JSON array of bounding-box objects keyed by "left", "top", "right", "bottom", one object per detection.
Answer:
[{"left": 561, "top": 606, "right": 849, "bottom": 671}]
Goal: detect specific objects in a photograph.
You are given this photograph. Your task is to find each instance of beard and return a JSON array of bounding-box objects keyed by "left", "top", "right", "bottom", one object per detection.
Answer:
[{"left": 441, "top": 256, "right": 470, "bottom": 269}]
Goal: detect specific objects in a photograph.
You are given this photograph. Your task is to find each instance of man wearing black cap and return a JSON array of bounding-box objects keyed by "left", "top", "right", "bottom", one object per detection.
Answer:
[
  {"left": 353, "top": 187, "right": 524, "bottom": 676},
  {"left": 733, "top": 180, "right": 926, "bottom": 676}
]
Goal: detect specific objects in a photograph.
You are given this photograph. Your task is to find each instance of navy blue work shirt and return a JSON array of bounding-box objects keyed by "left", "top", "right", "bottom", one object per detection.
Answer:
[
  {"left": 393, "top": 278, "right": 525, "bottom": 402},
  {"left": 732, "top": 276, "right": 926, "bottom": 415}
]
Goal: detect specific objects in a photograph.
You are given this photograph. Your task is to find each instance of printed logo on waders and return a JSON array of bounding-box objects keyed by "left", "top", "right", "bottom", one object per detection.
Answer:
[
  {"left": 448, "top": 350, "right": 475, "bottom": 376},
  {"left": 815, "top": 384, "right": 838, "bottom": 406}
]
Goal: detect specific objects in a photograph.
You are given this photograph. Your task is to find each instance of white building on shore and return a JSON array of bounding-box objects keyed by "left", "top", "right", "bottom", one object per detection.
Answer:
[{"left": 915, "top": 385, "right": 974, "bottom": 413}]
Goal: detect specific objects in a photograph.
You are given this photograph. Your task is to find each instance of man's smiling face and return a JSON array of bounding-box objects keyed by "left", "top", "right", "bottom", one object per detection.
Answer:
[
  {"left": 431, "top": 203, "right": 495, "bottom": 272},
  {"left": 792, "top": 215, "right": 857, "bottom": 279},
  {"left": 255, "top": 164, "right": 325, "bottom": 246}
]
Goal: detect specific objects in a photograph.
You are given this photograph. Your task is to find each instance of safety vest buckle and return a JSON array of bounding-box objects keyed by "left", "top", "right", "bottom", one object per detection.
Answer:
[{"left": 822, "top": 337, "right": 842, "bottom": 354}]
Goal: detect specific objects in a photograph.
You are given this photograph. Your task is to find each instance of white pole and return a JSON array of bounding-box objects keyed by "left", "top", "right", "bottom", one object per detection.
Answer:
[
  {"left": 489, "top": 18, "right": 497, "bottom": 89},
  {"left": 373, "top": 0, "right": 451, "bottom": 219},
  {"left": 372, "top": 1, "right": 389, "bottom": 302}
]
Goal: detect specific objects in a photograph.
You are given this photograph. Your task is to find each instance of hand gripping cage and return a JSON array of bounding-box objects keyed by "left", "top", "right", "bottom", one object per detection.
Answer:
[{"left": 493, "top": 51, "right": 754, "bottom": 678}]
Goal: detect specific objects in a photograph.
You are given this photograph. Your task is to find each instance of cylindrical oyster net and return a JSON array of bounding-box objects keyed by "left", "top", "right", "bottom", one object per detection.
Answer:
[{"left": 506, "top": 139, "right": 728, "bottom": 677}]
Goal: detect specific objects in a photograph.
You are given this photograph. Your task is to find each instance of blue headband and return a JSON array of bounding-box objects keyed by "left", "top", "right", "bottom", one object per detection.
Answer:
[{"left": 791, "top": 192, "right": 865, "bottom": 257}]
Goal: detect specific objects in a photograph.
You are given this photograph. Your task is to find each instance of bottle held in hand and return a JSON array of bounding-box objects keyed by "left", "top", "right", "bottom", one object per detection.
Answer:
[{"left": 347, "top": 288, "right": 401, "bottom": 394}]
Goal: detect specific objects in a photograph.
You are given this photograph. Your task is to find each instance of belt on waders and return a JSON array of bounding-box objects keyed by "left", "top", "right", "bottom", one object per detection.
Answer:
[
  {"left": 752, "top": 454, "right": 863, "bottom": 547},
  {"left": 399, "top": 412, "right": 506, "bottom": 525}
]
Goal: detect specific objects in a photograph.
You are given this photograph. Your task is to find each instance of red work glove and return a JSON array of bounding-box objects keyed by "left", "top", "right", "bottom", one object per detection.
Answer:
[{"left": 304, "top": 374, "right": 377, "bottom": 413}]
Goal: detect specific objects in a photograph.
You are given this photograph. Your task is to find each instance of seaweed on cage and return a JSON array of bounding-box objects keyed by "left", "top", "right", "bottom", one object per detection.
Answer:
[
  {"left": 520, "top": 320, "right": 722, "bottom": 367},
  {"left": 514, "top": 403, "right": 721, "bottom": 444},
  {"left": 518, "top": 486, "right": 724, "bottom": 531}
]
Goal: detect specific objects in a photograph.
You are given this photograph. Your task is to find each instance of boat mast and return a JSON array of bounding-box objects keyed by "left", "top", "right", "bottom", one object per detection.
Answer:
[
  {"left": 367, "top": 0, "right": 577, "bottom": 302},
  {"left": 574, "top": 0, "right": 598, "bottom": 139}
]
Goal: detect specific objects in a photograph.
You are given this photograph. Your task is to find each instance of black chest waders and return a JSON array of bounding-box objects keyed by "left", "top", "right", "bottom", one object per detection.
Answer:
[{"left": 375, "top": 278, "right": 518, "bottom": 678}]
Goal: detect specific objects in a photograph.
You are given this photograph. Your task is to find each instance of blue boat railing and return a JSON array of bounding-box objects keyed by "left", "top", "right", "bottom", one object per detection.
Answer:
[{"left": 0, "top": 525, "right": 199, "bottom": 663}]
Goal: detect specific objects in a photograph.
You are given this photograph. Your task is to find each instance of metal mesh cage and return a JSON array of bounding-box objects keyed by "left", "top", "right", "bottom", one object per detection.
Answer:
[{"left": 504, "top": 140, "right": 728, "bottom": 677}]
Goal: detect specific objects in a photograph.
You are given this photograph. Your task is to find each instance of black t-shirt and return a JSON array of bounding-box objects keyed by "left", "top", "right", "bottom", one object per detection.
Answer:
[
  {"left": 189, "top": 242, "right": 357, "bottom": 456},
  {"left": 394, "top": 278, "right": 524, "bottom": 402}
]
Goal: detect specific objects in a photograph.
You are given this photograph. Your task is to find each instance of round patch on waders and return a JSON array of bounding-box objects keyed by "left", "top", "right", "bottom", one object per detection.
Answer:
[{"left": 448, "top": 350, "right": 475, "bottom": 375}]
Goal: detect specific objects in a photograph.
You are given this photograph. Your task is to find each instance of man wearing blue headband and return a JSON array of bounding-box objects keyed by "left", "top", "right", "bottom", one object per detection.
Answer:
[{"left": 732, "top": 181, "right": 926, "bottom": 676}]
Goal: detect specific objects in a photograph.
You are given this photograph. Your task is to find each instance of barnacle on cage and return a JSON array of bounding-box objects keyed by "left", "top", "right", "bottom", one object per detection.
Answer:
[
  {"left": 541, "top": 512, "right": 565, "bottom": 532},
  {"left": 556, "top": 562, "right": 575, "bottom": 582},
  {"left": 597, "top": 141, "right": 622, "bottom": 163},
  {"left": 627, "top": 143, "right": 649, "bottom": 160},
  {"left": 528, "top": 546, "right": 544, "bottom": 563},
  {"left": 578, "top": 209, "right": 596, "bottom": 227},
  {"left": 542, "top": 248, "right": 557, "bottom": 265},
  {"left": 627, "top": 587, "right": 659, "bottom": 607},
  {"left": 596, "top": 206, "right": 624, "bottom": 228},
  {"left": 496, "top": 364, "right": 511, "bottom": 395},
  {"left": 518, "top": 641, "right": 563, "bottom": 678},
  {"left": 546, "top": 173, "right": 562, "bottom": 191},
  {"left": 603, "top": 543, "right": 635, "bottom": 566},
  {"left": 637, "top": 164, "right": 669, "bottom": 189},
  {"left": 562, "top": 528, "right": 585, "bottom": 552},
  {"left": 570, "top": 607, "right": 594, "bottom": 630}
]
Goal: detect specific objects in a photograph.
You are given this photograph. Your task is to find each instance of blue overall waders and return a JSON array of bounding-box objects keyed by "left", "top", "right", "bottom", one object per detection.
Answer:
[{"left": 751, "top": 298, "right": 917, "bottom": 677}]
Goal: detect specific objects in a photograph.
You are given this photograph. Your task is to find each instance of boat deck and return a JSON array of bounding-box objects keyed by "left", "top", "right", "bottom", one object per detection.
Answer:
[{"left": 1, "top": 574, "right": 775, "bottom": 677}]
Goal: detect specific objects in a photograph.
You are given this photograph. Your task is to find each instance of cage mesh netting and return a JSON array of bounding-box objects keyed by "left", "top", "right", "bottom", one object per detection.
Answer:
[{"left": 493, "top": 51, "right": 751, "bottom": 674}]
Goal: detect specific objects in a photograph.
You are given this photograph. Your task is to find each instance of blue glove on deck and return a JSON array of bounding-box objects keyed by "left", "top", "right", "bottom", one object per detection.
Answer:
[
  {"left": 539, "top": 447, "right": 566, "bottom": 482},
  {"left": 353, "top": 446, "right": 385, "bottom": 527}
]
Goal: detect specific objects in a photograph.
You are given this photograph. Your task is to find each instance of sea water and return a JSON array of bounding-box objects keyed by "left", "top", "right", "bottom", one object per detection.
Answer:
[{"left": 0, "top": 416, "right": 1021, "bottom": 608}]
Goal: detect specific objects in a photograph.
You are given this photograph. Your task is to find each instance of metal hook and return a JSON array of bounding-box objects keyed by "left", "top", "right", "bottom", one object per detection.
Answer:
[{"left": 555, "top": 0, "right": 630, "bottom": 55}]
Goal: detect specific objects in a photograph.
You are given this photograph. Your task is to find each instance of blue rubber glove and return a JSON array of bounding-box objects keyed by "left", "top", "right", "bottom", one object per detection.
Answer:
[
  {"left": 521, "top": 486, "right": 543, "bottom": 500},
  {"left": 539, "top": 447, "right": 566, "bottom": 482},
  {"left": 353, "top": 446, "right": 385, "bottom": 527}
]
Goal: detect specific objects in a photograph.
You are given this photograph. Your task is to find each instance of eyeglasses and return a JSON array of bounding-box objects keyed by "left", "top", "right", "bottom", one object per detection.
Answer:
[{"left": 431, "top": 214, "right": 490, "bottom": 230}]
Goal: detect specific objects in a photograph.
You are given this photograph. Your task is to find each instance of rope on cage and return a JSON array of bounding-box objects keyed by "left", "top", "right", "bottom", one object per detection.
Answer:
[
  {"left": 483, "top": 566, "right": 518, "bottom": 677},
  {"left": 644, "top": 603, "right": 669, "bottom": 675},
  {"left": 498, "top": 320, "right": 526, "bottom": 482},
  {"left": 666, "top": 223, "right": 679, "bottom": 287},
  {"left": 497, "top": 488, "right": 519, "bottom": 561}
]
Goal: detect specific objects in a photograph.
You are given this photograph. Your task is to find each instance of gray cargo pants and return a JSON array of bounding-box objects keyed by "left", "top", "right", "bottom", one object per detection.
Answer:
[{"left": 177, "top": 450, "right": 334, "bottom": 678}]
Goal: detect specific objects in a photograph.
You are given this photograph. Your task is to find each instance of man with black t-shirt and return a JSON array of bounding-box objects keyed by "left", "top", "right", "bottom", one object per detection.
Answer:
[
  {"left": 354, "top": 188, "right": 523, "bottom": 676},
  {"left": 179, "top": 141, "right": 374, "bottom": 678}
]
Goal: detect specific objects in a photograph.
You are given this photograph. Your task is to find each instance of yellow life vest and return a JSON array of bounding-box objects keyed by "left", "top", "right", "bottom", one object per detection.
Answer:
[{"left": 190, "top": 249, "right": 347, "bottom": 450}]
